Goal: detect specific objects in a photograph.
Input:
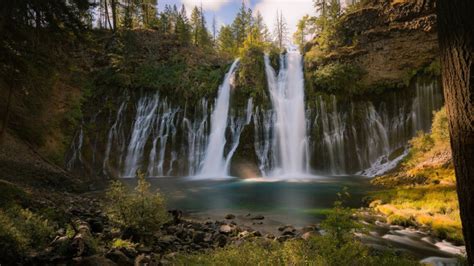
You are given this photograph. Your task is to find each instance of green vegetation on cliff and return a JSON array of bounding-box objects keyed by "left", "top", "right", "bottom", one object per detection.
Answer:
[{"left": 300, "top": 0, "right": 439, "bottom": 97}]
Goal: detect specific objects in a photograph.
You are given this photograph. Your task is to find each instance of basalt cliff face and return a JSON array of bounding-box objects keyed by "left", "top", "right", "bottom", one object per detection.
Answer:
[{"left": 306, "top": 0, "right": 439, "bottom": 90}]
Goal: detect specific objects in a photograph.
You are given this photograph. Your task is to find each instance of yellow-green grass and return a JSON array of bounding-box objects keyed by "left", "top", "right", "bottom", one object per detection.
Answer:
[{"left": 370, "top": 185, "right": 462, "bottom": 243}]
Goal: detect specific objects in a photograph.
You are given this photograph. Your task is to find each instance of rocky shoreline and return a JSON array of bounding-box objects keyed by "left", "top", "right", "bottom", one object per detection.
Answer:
[{"left": 26, "top": 191, "right": 464, "bottom": 266}]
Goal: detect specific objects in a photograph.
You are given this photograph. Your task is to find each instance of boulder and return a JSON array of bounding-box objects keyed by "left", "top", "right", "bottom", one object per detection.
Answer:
[
  {"left": 75, "top": 255, "right": 117, "bottom": 266},
  {"left": 214, "top": 234, "right": 228, "bottom": 247},
  {"left": 106, "top": 249, "right": 133, "bottom": 266},
  {"left": 225, "top": 214, "right": 236, "bottom": 220},
  {"left": 250, "top": 214, "right": 265, "bottom": 220},
  {"left": 192, "top": 231, "right": 206, "bottom": 243},
  {"left": 219, "top": 224, "right": 233, "bottom": 234}
]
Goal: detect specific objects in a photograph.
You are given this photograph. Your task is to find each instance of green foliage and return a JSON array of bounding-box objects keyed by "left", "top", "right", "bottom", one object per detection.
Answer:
[
  {"left": 106, "top": 171, "right": 169, "bottom": 242},
  {"left": 313, "top": 62, "right": 365, "bottom": 94},
  {"left": 321, "top": 187, "right": 360, "bottom": 245},
  {"left": 0, "top": 205, "right": 55, "bottom": 262},
  {"left": 112, "top": 238, "right": 137, "bottom": 251},
  {"left": 432, "top": 107, "right": 449, "bottom": 143},
  {"left": 233, "top": 46, "right": 269, "bottom": 108},
  {"left": 409, "top": 131, "right": 435, "bottom": 153}
]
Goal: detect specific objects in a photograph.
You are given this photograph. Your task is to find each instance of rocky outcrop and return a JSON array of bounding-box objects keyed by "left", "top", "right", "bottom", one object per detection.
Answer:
[{"left": 307, "top": 0, "right": 439, "bottom": 89}]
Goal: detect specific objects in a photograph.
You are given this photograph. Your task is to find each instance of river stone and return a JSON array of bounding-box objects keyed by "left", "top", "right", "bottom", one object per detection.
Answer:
[
  {"left": 219, "top": 224, "right": 233, "bottom": 234},
  {"left": 250, "top": 214, "right": 265, "bottom": 220},
  {"left": 193, "top": 231, "right": 206, "bottom": 243},
  {"left": 105, "top": 249, "right": 133, "bottom": 266},
  {"left": 214, "top": 234, "right": 228, "bottom": 247},
  {"left": 75, "top": 255, "right": 117, "bottom": 266},
  {"left": 301, "top": 231, "right": 319, "bottom": 240},
  {"left": 278, "top": 225, "right": 294, "bottom": 231},
  {"left": 225, "top": 214, "right": 236, "bottom": 219}
]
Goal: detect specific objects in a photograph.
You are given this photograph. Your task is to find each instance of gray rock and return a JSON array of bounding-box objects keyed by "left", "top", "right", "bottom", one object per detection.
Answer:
[
  {"left": 214, "top": 234, "right": 228, "bottom": 247},
  {"left": 106, "top": 249, "right": 133, "bottom": 266},
  {"left": 219, "top": 224, "right": 233, "bottom": 234},
  {"left": 225, "top": 214, "right": 236, "bottom": 219},
  {"left": 75, "top": 255, "right": 117, "bottom": 266},
  {"left": 193, "top": 231, "right": 206, "bottom": 243},
  {"left": 250, "top": 214, "right": 265, "bottom": 220}
]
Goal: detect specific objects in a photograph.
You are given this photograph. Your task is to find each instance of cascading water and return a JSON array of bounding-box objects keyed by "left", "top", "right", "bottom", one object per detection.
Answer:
[
  {"left": 263, "top": 52, "right": 310, "bottom": 176},
  {"left": 67, "top": 57, "right": 443, "bottom": 179},
  {"left": 197, "top": 59, "right": 240, "bottom": 178},
  {"left": 307, "top": 78, "right": 443, "bottom": 176}
]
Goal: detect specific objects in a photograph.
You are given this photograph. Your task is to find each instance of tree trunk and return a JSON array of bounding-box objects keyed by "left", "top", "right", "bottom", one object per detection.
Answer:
[
  {"left": 104, "top": 0, "right": 113, "bottom": 30},
  {"left": 111, "top": 0, "right": 117, "bottom": 31},
  {"left": 437, "top": 0, "right": 474, "bottom": 263},
  {"left": 0, "top": 84, "right": 13, "bottom": 145}
]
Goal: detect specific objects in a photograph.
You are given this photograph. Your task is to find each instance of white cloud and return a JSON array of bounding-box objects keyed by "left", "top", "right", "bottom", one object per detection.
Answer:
[
  {"left": 181, "top": 0, "right": 231, "bottom": 12},
  {"left": 254, "top": 0, "right": 316, "bottom": 42}
]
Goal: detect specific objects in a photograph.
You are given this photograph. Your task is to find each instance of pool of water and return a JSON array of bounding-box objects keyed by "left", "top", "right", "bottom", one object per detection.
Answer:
[
  {"left": 122, "top": 175, "right": 372, "bottom": 226},
  {"left": 121, "top": 175, "right": 466, "bottom": 261}
]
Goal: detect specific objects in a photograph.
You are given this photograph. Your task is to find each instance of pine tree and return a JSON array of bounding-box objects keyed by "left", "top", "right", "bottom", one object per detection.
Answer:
[
  {"left": 217, "top": 25, "right": 236, "bottom": 56},
  {"left": 175, "top": 5, "right": 191, "bottom": 45},
  {"left": 232, "top": 2, "right": 253, "bottom": 48}
]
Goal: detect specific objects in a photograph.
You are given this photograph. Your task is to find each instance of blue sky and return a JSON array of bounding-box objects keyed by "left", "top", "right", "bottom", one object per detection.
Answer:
[{"left": 157, "top": 0, "right": 317, "bottom": 36}]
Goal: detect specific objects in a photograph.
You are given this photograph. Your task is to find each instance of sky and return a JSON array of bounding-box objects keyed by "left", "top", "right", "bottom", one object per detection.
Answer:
[{"left": 157, "top": 0, "right": 317, "bottom": 37}]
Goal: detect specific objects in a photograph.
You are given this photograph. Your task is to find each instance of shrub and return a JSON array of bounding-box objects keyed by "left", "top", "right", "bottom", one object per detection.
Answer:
[
  {"left": 409, "top": 131, "right": 434, "bottom": 153},
  {"left": 0, "top": 206, "right": 55, "bottom": 263},
  {"left": 431, "top": 107, "right": 449, "bottom": 144},
  {"left": 0, "top": 210, "right": 28, "bottom": 262},
  {"left": 112, "top": 238, "right": 137, "bottom": 251},
  {"left": 106, "top": 171, "right": 169, "bottom": 242},
  {"left": 314, "top": 62, "right": 365, "bottom": 94}
]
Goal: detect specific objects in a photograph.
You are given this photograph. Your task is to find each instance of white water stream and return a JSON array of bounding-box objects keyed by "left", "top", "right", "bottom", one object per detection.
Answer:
[{"left": 263, "top": 52, "right": 310, "bottom": 177}]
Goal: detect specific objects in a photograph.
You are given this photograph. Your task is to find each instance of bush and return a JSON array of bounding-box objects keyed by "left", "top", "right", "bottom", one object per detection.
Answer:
[
  {"left": 431, "top": 107, "right": 449, "bottom": 144},
  {"left": 0, "top": 210, "right": 27, "bottom": 262},
  {"left": 106, "top": 171, "right": 169, "bottom": 243},
  {"left": 111, "top": 238, "right": 137, "bottom": 252},
  {"left": 0, "top": 206, "right": 55, "bottom": 263},
  {"left": 409, "top": 131, "right": 434, "bottom": 153},
  {"left": 314, "top": 62, "right": 365, "bottom": 94}
]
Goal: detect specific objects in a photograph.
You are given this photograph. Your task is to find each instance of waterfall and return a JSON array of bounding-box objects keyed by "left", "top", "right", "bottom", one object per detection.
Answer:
[
  {"left": 197, "top": 59, "right": 240, "bottom": 178},
  {"left": 123, "top": 95, "right": 160, "bottom": 177},
  {"left": 307, "top": 79, "right": 443, "bottom": 176},
  {"left": 253, "top": 108, "right": 275, "bottom": 176},
  {"left": 147, "top": 102, "right": 179, "bottom": 177},
  {"left": 182, "top": 99, "right": 210, "bottom": 176},
  {"left": 66, "top": 125, "right": 84, "bottom": 170},
  {"left": 66, "top": 57, "right": 442, "bottom": 179},
  {"left": 263, "top": 53, "right": 310, "bottom": 176},
  {"left": 103, "top": 100, "right": 128, "bottom": 175}
]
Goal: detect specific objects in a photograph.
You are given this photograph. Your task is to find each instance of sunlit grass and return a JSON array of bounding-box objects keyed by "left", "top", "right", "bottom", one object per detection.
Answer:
[{"left": 371, "top": 186, "right": 462, "bottom": 243}]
